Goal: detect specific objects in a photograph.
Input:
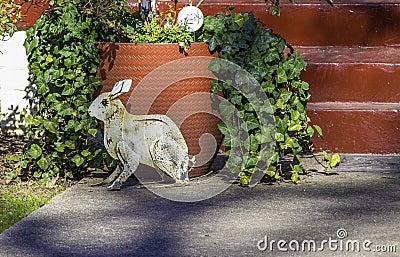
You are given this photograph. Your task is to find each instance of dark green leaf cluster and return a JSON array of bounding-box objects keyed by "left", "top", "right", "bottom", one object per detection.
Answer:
[
  {"left": 203, "top": 11, "right": 320, "bottom": 184},
  {"left": 21, "top": 0, "right": 127, "bottom": 182}
]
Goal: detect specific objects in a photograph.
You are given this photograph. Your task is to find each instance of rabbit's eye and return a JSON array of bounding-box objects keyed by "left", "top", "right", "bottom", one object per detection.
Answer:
[{"left": 101, "top": 99, "right": 109, "bottom": 107}]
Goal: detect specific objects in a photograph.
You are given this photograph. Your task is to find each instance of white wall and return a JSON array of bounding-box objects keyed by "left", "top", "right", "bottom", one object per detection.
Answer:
[{"left": 0, "top": 31, "right": 29, "bottom": 134}]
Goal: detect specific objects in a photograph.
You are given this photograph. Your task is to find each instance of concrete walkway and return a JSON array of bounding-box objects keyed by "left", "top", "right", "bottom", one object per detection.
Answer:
[{"left": 0, "top": 167, "right": 399, "bottom": 256}]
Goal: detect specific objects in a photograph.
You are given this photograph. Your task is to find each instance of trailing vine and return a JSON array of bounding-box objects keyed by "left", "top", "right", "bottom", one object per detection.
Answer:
[
  {"left": 21, "top": 0, "right": 136, "bottom": 182},
  {"left": 203, "top": 11, "right": 337, "bottom": 185}
]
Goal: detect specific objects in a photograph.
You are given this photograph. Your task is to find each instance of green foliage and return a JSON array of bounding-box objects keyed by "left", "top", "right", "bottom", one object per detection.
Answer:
[
  {"left": 0, "top": 0, "right": 22, "bottom": 41},
  {"left": 21, "top": 0, "right": 134, "bottom": 182},
  {"left": 204, "top": 11, "right": 329, "bottom": 185},
  {"left": 130, "top": 10, "right": 197, "bottom": 47},
  {"left": 323, "top": 151, "right": 341, "bottom": 170}
]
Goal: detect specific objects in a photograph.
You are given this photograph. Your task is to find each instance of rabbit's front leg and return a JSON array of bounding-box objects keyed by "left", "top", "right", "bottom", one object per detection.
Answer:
[
  {"left": 107, "top": 141, "right": 140, "bottom": 191},
  {"left": 90, "top": 164, "right": 122, "bottom": 187}
]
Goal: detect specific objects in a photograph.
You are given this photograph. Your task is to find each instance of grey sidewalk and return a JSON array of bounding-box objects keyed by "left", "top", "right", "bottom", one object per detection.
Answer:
[{"left": 0, "top": 167, "right": 399, "bottom": 256}]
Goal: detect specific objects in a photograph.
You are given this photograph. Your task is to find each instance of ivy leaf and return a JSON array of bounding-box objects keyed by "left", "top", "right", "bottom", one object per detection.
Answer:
[
  {"left": 288, "top": 123, "right": 302, "bottom": 132},
  {"left": 88, "top": 129, "right": 97, "bottom": 137},
  {"left": 55, "top": 145, "right": 65, "bottom": 152},
  {"left": 329, "top": 153, "right": 341, "bottom": 168},
  {"left": 265, "top": 165, "right": 276, "bottom": 178},
  {"left": 234, "top": 14, "right": 245, "bottom": 27},
  {"left": 28, "top": 144, "right": 42, "bottom": 159},
  {"left": 276, "top": 67, "right": 287, "bottom": 83},
  {"left": 291, "top": 163, "right": 303, "bottom": 174},
  {"left": 307, "top": 126, "right": 315, "bottom": 136},
  {"left": 25, "top": 114, "right": 34, "bottom": 125},
  {"left": 59, "top": 107, "right": 74, "bottom": 116},
  {"left": 43, "top": 120, "right": 58, "bottom": 134},
  {"left": 59, "top": 49, "right": 72, "bottom": 57},
  {"left": 207, "top": 37, "right": 219, "bottom": 52},
  {"left": 217, "top": 123, "right": 230, "bottom": 136},
  {"left": 46, "top": 55, "right": 53, "bottom": 63},
  {"left": 37, "top": 83, "right": 50, "bottom": 94},
  {"left": 81, "top": 149, "right": 91, "bottom": 157},
  {"left": 64, "top": 58, "right": 72, "bottom": 68},
  {"left": 65, "top": 140, "right": 76, "bottom": 150},
  {"left": 33, "top": 116, "right": 43, "bottom": 126},
  {"left": 37, "top": 157, "right": 50, "bottom": 170},
  {"left": 74, "top": 122, "right": 83, "bottom": 132},
  {"left": 323, "top": 151, "right": 341, "bottom": 169},
  {"left": 20, "top": 160, "right": 28, "bottom": 169},
  {"left": 71, "top": 154, "right": 84, "bottom": 167},
  {"left": 239, "top": 172, "right": 250, "bottom": 186},
  {"left": 301, "top": 82, "right": 309, "bottom": 90},
  {"left": 313, "top": 125, "right": 323, "bottom": 137},
  {"left": 25, "top": 38, "right": 38, "bottom": 55},
  {"left": 45, "top": 93, "right": 60, "bottom": 104},
  {"left": 275, "top": 133, "right": 284, "bottom": 142},
  {"left": 291, "top": 170, "right": 299, "bottom": 184},
  {"left": 33, "top": 171, "right": 42, "bottom": 179},
  {"left": 62, "top": 84, "right": 75, "bottom": 95},
  {"left": 322, "top": 150, "right": 330, "bottom": 161},
  {"left": 245, "top": 155, "right": 258, "bottom": 167},
  {"left": 280, "top": 90, "right": 293, "bottom": 103}
]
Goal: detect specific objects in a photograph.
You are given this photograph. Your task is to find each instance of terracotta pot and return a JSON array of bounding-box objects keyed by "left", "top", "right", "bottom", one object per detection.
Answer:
[{"left": 97, "top": 42, "right": 223, "bottom": 178}]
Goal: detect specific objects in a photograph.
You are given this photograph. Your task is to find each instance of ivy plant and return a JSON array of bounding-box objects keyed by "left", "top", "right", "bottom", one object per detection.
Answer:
[
  {"left": 21, "top": 0, "right": 135, "bottom": 182},
  {"left": 203, "top": 11, "right": 335, "bottom": 185}
]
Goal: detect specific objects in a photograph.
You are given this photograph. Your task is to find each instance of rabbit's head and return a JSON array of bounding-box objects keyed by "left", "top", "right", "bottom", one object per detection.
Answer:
[{"left": 88, "top": 79, "right": 132, "bottom": 121}]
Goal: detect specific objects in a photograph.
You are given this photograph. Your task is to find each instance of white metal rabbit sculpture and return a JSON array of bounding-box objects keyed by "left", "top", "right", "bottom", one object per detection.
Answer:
[{"left": 88, "top": 79, "right": 191, "bottom": 190}]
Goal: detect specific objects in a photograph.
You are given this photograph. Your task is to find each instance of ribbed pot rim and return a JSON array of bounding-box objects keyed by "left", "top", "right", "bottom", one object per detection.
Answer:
[{"left": 96, "top": 41, "right": 209, "bottom": 46}]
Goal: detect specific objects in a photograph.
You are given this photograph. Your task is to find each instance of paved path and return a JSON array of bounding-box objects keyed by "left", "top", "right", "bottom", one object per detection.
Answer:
[{"left": 0, "top": 169, "right": 399, "bottom": 256}]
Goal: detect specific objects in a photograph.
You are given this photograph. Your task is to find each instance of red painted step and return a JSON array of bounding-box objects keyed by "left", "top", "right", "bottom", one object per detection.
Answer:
[
  {"left": 196, "top": 0, "right": 400, "bottom": 46},
  {"left": 307, "top": 102, "right": 400, "bottom": 153},
  {"left": 299, "top": 45, "right": 400, "bottom": 154},
  {"left": 299, "top": 46, "right": 400, "bottom": 102}
]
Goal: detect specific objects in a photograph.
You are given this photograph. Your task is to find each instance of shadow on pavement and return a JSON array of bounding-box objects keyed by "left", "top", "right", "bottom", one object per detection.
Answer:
[{"left": 0, "top": 171, "right": 399, "bottom": 256}]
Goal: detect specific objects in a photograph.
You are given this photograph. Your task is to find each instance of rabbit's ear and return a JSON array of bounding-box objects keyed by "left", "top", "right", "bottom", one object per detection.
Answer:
[{"left": 110, "top": 79, "right": 132, "bottom": 99}]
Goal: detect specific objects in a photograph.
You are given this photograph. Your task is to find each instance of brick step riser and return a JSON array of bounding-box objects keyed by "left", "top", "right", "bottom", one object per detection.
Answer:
[
  {"left": 307, "top": 108, "right": 400, "bottom": 153},
  {"left": 303, "top": 63, "right": 400, "bottom": 102},
  {"left": 199, "top": 3, "right": 400, "bottom": 46}
]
